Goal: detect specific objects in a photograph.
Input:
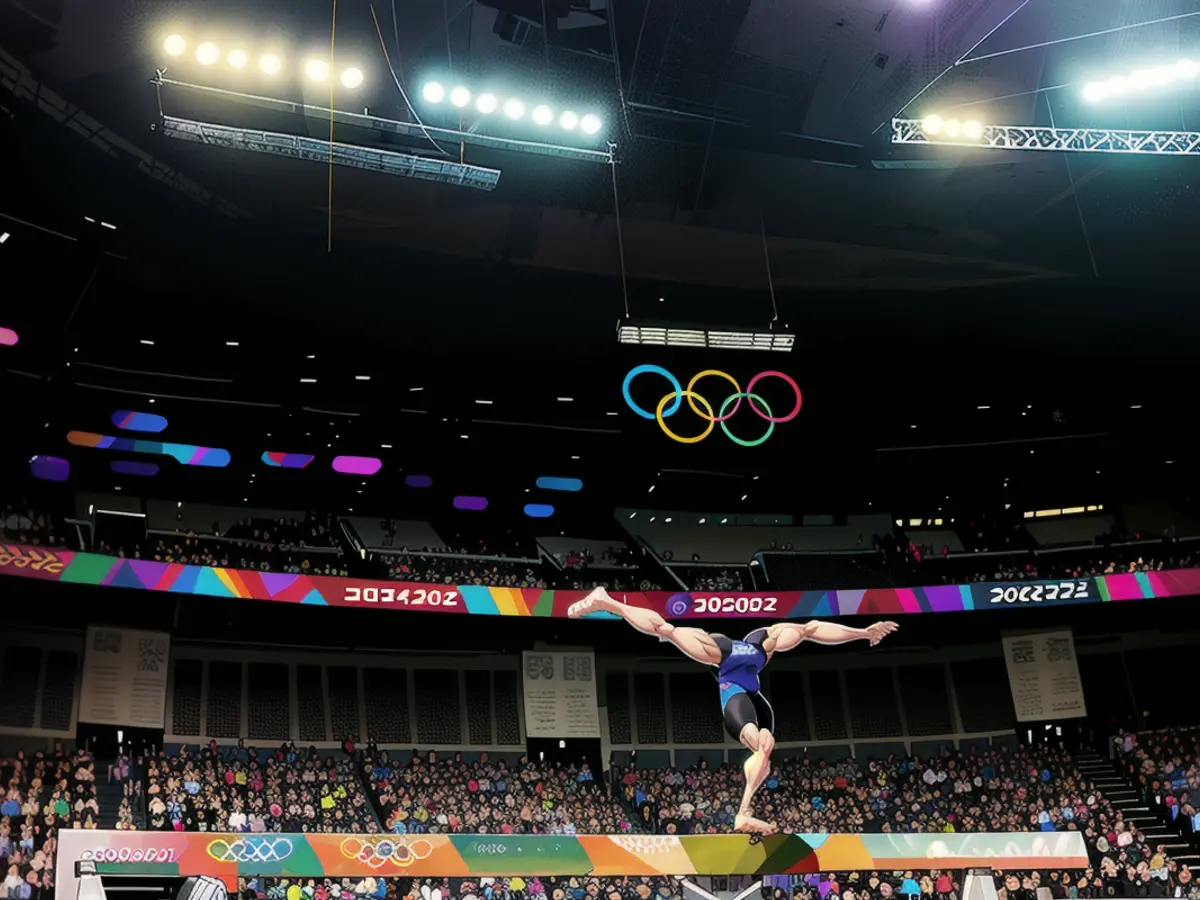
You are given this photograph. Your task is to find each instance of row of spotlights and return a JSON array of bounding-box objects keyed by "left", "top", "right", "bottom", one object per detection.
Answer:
[
  {"left": 1082, "top": 59, "right": 1199, "bottom": 102},
  {"left": 420, "top": 81, "right": 602, "bottom": 134},
  {"left": 163, "top": 35, "right": 363, "bottom": 87},
  {"left": 921, "top": 115, "right": 985, "bottom": 140}
]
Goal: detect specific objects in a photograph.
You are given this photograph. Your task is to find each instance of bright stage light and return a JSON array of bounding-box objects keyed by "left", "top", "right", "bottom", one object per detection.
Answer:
[
  {"left": 503, "top": 98, "right": 525, "bottom": 119},
  {"left": 341, "top": 67, "right": 364, "bottom": 89},
  {"left": 1082, "top": 60, "right": 1200, "bottom": 102},
  {"left": 580, "top": 113, "right": 602, "bottom": 135},
  {"left": 422, "top": 81, "right": 445, "bottom": 103},
  {"left": 559, "top": 110, "right": 579, "bottom": 130},
  {"left": 531, "top": 104, "right": 553, "bottom": 125},
  {"left": 196, "top": 42, "right": 220, "bottom": 65},
  {"left": 306, "top": 59, "right": 329, "bottom": 81},
  {"left": 944, "top": 118, "right": 962, "bottom": 138},
  {"left": 164, "top": 34, "right": 186, "bottom": 57},
  {"left": 963, "top": 119, "right": 984, "bottom": 140},
  {"left": 450, "top": 86, "right": 471, "bottom": 108},
  {"left": 921, "top": 114, "right": 944, "bottom": 135},
  {"left": 259, "top": 54, "right": 282, "bottom": 75},
  {"left": 227, "top": 49, "right": 248, "bottom": 69},
  {"left": 476, "top": 92, "right": 498, "bottom": 114}
]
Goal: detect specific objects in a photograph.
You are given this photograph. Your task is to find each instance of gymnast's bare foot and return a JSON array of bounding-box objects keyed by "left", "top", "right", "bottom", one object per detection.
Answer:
[
  {"left": 567, "top": 587, "right": 621, "bottom": 618},
  {"left": 734, "top": 812, "right": 777, "bottom": 835}
]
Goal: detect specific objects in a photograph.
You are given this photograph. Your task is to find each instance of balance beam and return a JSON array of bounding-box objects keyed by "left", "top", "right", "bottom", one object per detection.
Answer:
[{"left": 57, "top": 830, "right": 1089, "bottom": 896}]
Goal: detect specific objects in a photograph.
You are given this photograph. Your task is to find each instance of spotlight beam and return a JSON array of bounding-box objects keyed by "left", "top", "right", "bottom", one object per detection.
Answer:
[
  {"left": 891, "top": 118, "right": 1200, "bottom": 156},
  {"left": 154, "top": 75, "right": 615, "bottom": 164},
  {"left": 160, "top": 115, "right": 502, "bottom": 189}
]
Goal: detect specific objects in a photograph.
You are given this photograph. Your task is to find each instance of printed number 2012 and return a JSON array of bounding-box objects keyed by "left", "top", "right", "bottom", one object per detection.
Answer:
[
  {"left": 692, "top": 596, "right": 778, "bottom": 614},
  {"left": 989, "top": 581, "right": 1090, "bottom": 604},
  {"left": 344, "top": 587, "right": 460, "bottom": 606}
]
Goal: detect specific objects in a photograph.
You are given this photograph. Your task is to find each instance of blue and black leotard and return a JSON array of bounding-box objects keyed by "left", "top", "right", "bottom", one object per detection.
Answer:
[{"left": 712, "top": 628, "right": 775, "bottom": 742}]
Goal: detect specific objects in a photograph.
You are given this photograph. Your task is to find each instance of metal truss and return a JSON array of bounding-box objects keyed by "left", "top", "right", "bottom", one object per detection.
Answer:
[
  {"left": 159, "top": 115, "right": 502, "bottom": 190},
  {"left": 155, "top": 76, "right": 615, "bottom": 165},
  {"left": 892, "top": 118, "right": 1200, "bottom": 156}
]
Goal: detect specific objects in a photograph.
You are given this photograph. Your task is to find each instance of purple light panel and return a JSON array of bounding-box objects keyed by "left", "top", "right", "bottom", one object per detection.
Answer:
[
  {"left": 0, "top": 327, "right": 17, "bottom": 347},
  {"left": 332, "top": 455, "right": 382, "bottom": 476},
  {"left": 112, "top": 411, "right": 169, "bottom": 433},
  {"left": 263, "top": 452, "right": 315, "bottom": 469},
  {"left": 30, "top": 455, "right": 69, "bottom": 482},
  {"left": 111, "top": 460, "right": 160, "bottom": 476},
  {"left": 404, "top": 474, "right": 433, "bottom": 488},
  {"left": 453, "top": 495, "right": 488, "bottom": 511}
]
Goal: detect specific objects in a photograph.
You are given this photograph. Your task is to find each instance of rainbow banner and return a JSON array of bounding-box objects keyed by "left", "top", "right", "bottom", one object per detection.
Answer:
[
  {"left": 2, "top": 543, "right": 1197, "bottom": 619},
  {"left": 57, "top": 830, "right": 1089, "bottom": 896}
]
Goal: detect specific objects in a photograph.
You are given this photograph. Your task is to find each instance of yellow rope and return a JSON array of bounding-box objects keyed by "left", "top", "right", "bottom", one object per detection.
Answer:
[{"left": 327, "top": 0, "right": 338, "bottom": 253}]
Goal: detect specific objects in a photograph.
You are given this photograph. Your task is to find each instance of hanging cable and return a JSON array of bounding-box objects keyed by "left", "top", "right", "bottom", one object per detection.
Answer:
[
  {"left": 760, "top": 209, "right": 778, "bottom": 324},
  {"left": 540, "top": 0, "right": 553, "bottom": 76},
  {"left": 606, "top": 0, "right": 634, "bottom": 140},
  {"left": 871, "top": 0, "right": 1031, "bottom": 135},
  {"left": 610, "top": 149, "right": 630, "bottom": 320},
  {"left": 369, "top": 3, "right": 454, "bottom": 157},
  {"left": 1045, "top": 95, "right": 1099, "bottom": 278},
  {"left": 327, "top": 0, "right": 338, "bottom": 254}
]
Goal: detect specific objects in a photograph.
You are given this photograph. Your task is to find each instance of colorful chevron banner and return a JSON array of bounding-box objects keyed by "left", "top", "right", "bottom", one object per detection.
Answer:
[
  {"left": 0, "top": 543, "right": 1195, "bottom": 619},
  {"left": 57, "top": 830, "right": 1089, "bottom": 897}
]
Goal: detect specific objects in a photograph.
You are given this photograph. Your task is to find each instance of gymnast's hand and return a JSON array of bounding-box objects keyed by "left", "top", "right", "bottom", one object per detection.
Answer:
[{"left": 866, "top": 621, "right": 899, "bottom": 646}]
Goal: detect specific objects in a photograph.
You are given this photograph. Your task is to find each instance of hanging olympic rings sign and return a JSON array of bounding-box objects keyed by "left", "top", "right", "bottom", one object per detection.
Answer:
[{"left": 621, "top": 365, "right": 802, "bottom": 446}]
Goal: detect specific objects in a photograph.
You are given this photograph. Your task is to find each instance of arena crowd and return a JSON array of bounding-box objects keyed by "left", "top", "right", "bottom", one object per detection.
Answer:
[{"left": 5, "top": 729, "right": 1200, "bottom": 900}]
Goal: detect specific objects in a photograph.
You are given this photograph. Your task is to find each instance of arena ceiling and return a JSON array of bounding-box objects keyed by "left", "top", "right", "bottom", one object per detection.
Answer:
[{"left": 4, "top": 0, "right": 1200, "bottom": 294}]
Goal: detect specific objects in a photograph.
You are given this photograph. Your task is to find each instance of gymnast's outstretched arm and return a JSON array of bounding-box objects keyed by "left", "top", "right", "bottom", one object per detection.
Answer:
[{"left": 763, "top": 619, "right": 898, "bottom": 655}]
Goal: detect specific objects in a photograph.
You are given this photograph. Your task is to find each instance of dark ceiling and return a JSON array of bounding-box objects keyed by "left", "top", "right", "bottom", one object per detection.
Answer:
[
  {"left": 4, "top": 0, "right": 1200, "bottom": 293},
  {"left": 4, "top": 0, "right": 1200, "bottom": 519}
]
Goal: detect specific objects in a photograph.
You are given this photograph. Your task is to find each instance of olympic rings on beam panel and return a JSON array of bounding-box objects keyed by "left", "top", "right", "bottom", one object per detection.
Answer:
[{"left": 622, "top": 366, "right": 802, "bottom": 445}]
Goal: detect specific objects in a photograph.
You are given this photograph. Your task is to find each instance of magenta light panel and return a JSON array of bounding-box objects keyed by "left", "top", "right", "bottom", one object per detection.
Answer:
[
  {"left": 0, "top": 327, "right": 17, "bottom": 347},
  {"left": 112, "top": 411, "right": 169, "bottom": 433},
  {"left": 332, "top": 455, "right": 382, "bottom": 475}
]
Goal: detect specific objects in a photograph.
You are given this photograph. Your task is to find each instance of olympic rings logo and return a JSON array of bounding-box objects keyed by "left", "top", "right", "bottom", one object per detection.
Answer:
[
  {"left": 207, "top": 837, "right": 294, "bottom": 863},
  {"left": 622, "top": 365, "right": 802, "bottom": 447},
  {"left": 339, "top": 836, "right": 433, "bottom": 869}
]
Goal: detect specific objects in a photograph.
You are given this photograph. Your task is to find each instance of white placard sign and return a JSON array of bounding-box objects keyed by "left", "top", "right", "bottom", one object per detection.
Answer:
[
  {"left": 1001, "top": 629, "right": 1087, "bottom": 722},
  {"left": 78, "top": 626, "right": 171, "bottom": 729},
  {"left": 521, "top": 651, "right": 600, "bottom": 738}
]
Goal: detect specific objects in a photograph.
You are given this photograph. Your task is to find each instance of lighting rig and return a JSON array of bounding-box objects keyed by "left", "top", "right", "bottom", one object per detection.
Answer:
[{"left": 151, "top": 30, "right": 617, "bottom": 190}]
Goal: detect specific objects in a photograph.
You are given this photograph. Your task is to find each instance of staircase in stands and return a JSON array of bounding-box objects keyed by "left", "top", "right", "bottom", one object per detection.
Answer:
[{"left": 1075, "top": 748, "right": 1200, "bottom": 874}]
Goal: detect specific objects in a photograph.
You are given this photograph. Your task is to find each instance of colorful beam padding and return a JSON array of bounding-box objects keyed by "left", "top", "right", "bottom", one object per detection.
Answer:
[
  {"left": 30, "top": 456, "right": 69, "bottom": 482},
  {"left": 332, "top": 455, "right": 382, "bottom": 475},
  {"left": 536, "top": 476, "right": 583, "bottom": 492},
  {"left": 524, "top": 503, "right": 555, "bottom": 518},
  {"left": 262, "top": 452, "right": 315, "bottom": 469},
  {"left": 453, "top": 495, "right": 488, "bottom": 511},
  {"left": 405, "top": 474, "right": 433, "bottom": 488},
  {"left": 1, "top": 542, "right": 1196, "bottom": 618},
  {"left": 67, "top": 432, "right": 231, "bottom": 467},
  {"left": 111, "top": 411, "right": 168, "bottom": 433},
  {"left": 56, "top": 830, "right": 1089, "bottom": 896},
  {"left": 0, "top": 327, "right": 17, "bottom": 346}
]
